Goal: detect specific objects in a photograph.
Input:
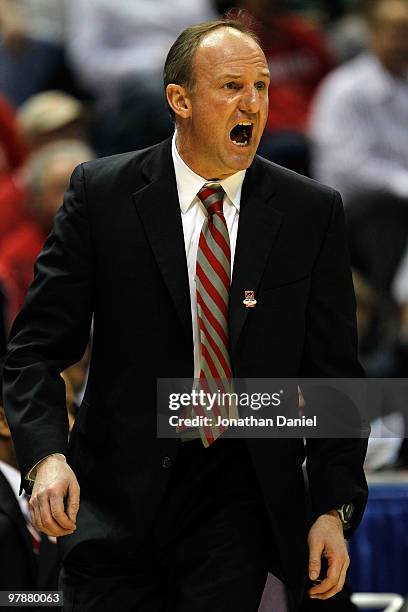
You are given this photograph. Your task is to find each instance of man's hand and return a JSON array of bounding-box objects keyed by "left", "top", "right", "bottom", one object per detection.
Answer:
[
  {"left": 28, "top": 454, "right": 80, "bottom": 537},
  {"left": 307, "top": 511, "right": 349, "bottom": 600}
]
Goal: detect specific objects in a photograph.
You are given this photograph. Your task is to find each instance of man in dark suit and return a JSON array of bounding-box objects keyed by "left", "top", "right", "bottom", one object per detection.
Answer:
[{"left": 3, "top": 19, "right": 368, "bottom": 612}]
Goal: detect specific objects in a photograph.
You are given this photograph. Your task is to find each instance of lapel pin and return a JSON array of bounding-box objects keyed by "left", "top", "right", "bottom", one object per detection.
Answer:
[{"left": 243, "top": 290, "right": 257, "bottom": 308}]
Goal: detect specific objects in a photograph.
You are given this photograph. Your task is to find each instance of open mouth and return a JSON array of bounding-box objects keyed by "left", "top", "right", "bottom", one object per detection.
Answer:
[{"left": 230, "top": 121, "right": 253, "bottom": 147}]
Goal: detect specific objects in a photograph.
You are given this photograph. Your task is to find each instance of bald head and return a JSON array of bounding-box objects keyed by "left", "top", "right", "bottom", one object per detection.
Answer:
[
  {"left": 192, "top": 26, "right": 266, "bottom": 83},
  {"left": 164, "top": 19, "right": 261, "bottom": 119},
  {"left": 368, "top": 0, "right": 408, "bottom": 26},
  {"left": 368, "top": 0, "right": 408, "bottom": 74},
  {"left": 27, "top": 139, "right": 94, "bottom": 231}
]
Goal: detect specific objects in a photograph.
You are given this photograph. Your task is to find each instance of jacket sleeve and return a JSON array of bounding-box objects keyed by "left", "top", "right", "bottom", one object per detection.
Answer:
[
  {"left": 301, "top": 190, "right": 368, "bottom": 535},
  {"left": 3, "top": 163, "right": 94, "bottom": 493}
]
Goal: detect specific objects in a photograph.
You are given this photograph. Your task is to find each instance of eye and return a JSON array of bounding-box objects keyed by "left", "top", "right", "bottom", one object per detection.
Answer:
[
  {"left": 223, "top": 82, "right": 240, "bottom": 90},
  {"left": 255, "top": 81, "right": 268, "bottom": 90}
]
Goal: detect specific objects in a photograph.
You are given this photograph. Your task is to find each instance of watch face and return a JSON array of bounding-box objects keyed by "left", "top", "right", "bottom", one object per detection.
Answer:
[{"left": 343, "top": 502, "right": 354, "bottom": 522}]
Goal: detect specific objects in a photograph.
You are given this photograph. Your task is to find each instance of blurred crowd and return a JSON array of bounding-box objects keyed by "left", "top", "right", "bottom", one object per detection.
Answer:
[
  {"left": 0, "top": 0, "right": 407, "bottom": 457},
  {"left": 0, "top": 0, "right": 408, "bottom": 599}
]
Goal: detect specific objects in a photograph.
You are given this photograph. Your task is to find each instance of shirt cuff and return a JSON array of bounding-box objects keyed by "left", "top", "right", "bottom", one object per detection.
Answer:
[{"left": 26, "top": 453, "right": 66, "bottom": 483}]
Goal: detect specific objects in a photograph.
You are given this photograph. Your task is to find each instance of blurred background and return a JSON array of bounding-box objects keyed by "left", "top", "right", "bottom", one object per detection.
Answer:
[{"left": 0, "top": 0, "right": 407, "bottom": 610}]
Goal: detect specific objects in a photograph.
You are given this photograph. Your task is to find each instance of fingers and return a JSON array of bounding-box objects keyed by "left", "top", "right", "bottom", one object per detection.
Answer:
[
  {"left": 308, "top": 556, "right": 321, "bottom": 582},
  {"left": 338, "top": 559, "right": 349, "bottom": 592},
  {"left": 50, "top": 483, "right": 79, "bottom": 529},
  {"left": 29, "top": 488, "right": 77, "bottom": 537},
  {"left": 39, "top": 495, "right": 73, "bottom": 536},
  {"left": 307, "top": 512, "right": 350, "bottom": 600},
  {"left": 309, "top": 561, "right": 348, "bottom": 600},
  {"left": 308, "top": 541, "right": 323, "bottom": 581},
  {"left": 309, "top": 555, "right": 350, "bottom": 600},
  {"left": 29, "top": 495, "right": 44, "bottom": 532},
  {"left": 66, "top": 481, "right": 80, "bottom": 524}
]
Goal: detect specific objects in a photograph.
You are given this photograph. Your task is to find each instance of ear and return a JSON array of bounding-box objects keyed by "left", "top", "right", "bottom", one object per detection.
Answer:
[
  {"left": 0, "top": 407, "right": 11, "bottom": 438},
  {"left": 166, "top": 84, "right": 192, "bottom": 120}
]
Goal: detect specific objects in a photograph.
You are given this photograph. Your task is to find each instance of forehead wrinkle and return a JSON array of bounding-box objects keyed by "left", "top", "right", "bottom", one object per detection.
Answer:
[
  {"left": 194, "top": 51, "right": 268, "bottom": 84},
  {"left": 201, "top": 46, "right": 267, "bottom": 66}
]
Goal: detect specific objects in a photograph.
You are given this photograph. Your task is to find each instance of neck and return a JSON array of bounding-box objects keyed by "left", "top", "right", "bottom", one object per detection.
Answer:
[{"left": 175, "top": 132, "right": 235, "bottom": 180}]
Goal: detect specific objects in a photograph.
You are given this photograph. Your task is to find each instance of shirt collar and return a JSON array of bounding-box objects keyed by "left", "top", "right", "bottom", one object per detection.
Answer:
[{"left": 171, "top": 132, "right": 246, "bottom": 214}]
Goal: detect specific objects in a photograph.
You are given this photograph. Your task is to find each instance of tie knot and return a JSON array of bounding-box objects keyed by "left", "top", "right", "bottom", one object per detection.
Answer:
[{"left": 197, "top": 183, "right": 225, "bottom": 215}]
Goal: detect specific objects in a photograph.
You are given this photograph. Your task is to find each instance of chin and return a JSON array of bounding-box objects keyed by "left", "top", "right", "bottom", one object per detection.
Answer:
[{"left": 232, "top": 150, "right": 256, "bottom": 170}]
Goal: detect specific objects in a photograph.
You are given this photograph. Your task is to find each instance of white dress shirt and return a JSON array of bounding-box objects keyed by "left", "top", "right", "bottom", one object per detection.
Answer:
[
  {"left": 171, "top": 133, "right": 246, "bottom": 378},
  {"left": 309, "top": 52, "right": 408, "bottom": 203}
]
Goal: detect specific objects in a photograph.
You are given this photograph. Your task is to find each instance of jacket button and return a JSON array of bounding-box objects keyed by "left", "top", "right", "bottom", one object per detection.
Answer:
[{"left": 161, "top": 456, "right": 172, "bottom": 469}]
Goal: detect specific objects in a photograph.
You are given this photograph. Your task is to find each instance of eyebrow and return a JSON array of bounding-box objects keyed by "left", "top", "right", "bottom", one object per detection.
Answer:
[{"left": 220, "top": 71, "right": 270, "bottom": 80}]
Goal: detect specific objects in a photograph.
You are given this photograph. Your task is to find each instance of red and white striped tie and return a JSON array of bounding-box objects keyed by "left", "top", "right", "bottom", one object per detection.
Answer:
[{"left": 195, "top": 182, "right": 234, "bottom": 446}]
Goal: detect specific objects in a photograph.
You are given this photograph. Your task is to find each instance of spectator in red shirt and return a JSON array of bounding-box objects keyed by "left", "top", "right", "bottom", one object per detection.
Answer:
[
  {"left": 0, "top": 94, "right": 28, "bottom": 249},
  {"left": 0, "top": 171, "right": 27, "bottom": 252},
  {"left": 0, "top": 91, "right": 89, "bottom": 251},
  {"left": 0, "top": 94, "right": 27, "bottom": 176},
  {"left": 0, "top": 139, "right": 93, "bottom": 328}
]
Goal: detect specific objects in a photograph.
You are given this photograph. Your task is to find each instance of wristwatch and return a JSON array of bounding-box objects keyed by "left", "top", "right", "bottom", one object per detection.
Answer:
[{"left": 336, "top": 502, "right": 354, "bottom": 530}]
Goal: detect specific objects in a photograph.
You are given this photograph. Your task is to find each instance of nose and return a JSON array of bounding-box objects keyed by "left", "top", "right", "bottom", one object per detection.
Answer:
[{"left": 238, "top": 85, "right": 261, "bottom": 114}]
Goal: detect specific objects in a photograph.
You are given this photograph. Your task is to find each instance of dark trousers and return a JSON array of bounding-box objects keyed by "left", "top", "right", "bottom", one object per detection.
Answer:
[
  {"left": 296, "top": 585, "right": 358, "bottom": 612},
  {"left": 59, "top": 438, "right": 273, "bottom": 611}
]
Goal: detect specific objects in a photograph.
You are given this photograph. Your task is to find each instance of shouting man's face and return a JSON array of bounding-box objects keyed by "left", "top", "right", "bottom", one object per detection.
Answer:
[{"left": 172, "top": 27, "right": 270, "bottom": 179}]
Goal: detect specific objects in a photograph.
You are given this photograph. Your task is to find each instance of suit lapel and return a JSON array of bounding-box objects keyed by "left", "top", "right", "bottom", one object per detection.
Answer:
[
  {"left": 132, "top": 142, "right": 283, "bottom": 359},
  {"left": 132, "top": 139, "right": 193, "bottom": 342},
  {"left": 230, "top": 157, "right": 283, "bottom": 354}
]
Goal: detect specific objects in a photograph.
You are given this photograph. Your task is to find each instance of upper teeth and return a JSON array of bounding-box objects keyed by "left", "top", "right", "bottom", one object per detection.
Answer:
[{"left": 238, "top": 121, "right": 252, "bottom": 126}]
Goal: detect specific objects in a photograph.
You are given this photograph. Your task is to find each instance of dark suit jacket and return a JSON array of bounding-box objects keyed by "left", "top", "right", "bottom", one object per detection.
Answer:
[
  {"left": 0, "top": 469, "right": 60, "bottom": 600},
  {"left": 3, "top": 137, "right": 368, "bottom": 600},
  {"left": 0, "top": 469, "right": 37, "bottom": 590}
]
